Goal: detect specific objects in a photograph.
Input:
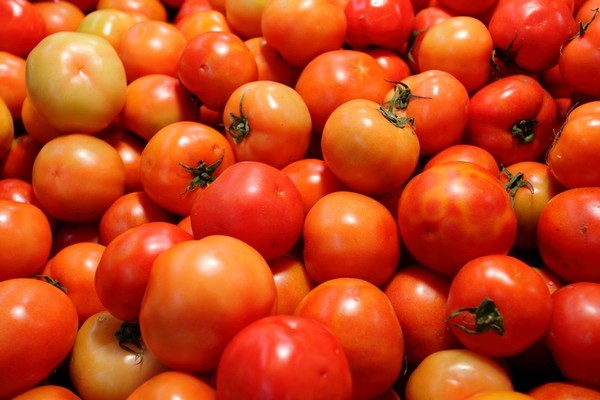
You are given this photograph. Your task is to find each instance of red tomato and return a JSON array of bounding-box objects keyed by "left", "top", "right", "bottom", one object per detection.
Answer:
[
  {"left": 537, "top": 187, "right": 600, "bottom": 283},
  {"left": 397, "top": 161, "right": 517, "bottom": 276},
  {"left": 445, "top": 254, "right": 553, "bottom": 357},
  {"left": 0, "top": 51, "right": 27, "bottom": 120},
  {"left": 465, "top": 75, "right": 557, "bottom": 166},
  {"left": 126, "top": 371, "right": 217, "bottom": 400},
  {"left": 344, "top": 0, "right": 415, "bottom": 49},
  {"left": 488, "top": 0, "right": 577, "bottom": 73},
  {"left": 302, "top": 191, "right": 400, "bottom": 287},
  {"left": 190, "top": 161, "right": 304, "bottom": 261},
  {"left": 139, "top": 121, "right": 235, "bottom": 216},
  {"left": 383, "top": 264, "right": 460, "bottom": 367},
  {"left": 321, "top": 97, "right": 420, "bottom": 195},
  {"left": 528, "top": 381, "right": 600, "bottom": 399},
  {"left": 422, "top": 143, "right": 499, "bottom": 177},
  {"left": 95, "top": 221, "right": 193, "bottom": 322},
  {"left": 0, "top": 278, "right": 78, "bottom": 398},
  {"left": 261, "top": 0, "right": 347, "bottom": 68},
  {"left": 0, "top": 199, "right": 52, "bottom": 281},
  {"left": 404, "top": 349, "right": 513, "bottom": 400},
  {"left": 216, "top": 315, "right": 353, "bottom": 400},
  {"left": 11, "top": 385, "right": 80, "bottom": 400},
  {"left": 0, "top": 0, "right": 47, "bottom": 58},
  {"left": 295, "top": 277, "right": 404, "bottom": 400},
  {"left": 222, "top": 80, "right": 312, "bottom": 169},
  {"left": 269, "top": 255, "right": 315, "bottom": 315},
  {"left": 546, "top": 282, "right": 600, "bottom": 389},
  {"left": 139, "top": 236, "right": 277, "bottom": 373},
  {"left": 178, "top": 31, "right": 258, "bottom": 111}
]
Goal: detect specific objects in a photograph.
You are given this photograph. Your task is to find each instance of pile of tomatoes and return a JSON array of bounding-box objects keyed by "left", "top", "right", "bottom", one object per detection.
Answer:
[{"left": 2, "top": 0, "right": 600, "bottom": 398}]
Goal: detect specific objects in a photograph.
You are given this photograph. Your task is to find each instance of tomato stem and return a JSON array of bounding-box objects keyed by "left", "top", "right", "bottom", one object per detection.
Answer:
[
  {"left": 179, "top": 151, "right": 225, "bottom": 193},
  {"left": 446, "top": 297, "right": 505, "bottom": 335},
  {"left": 511, "top": 118, "right": 538, "bottom": 144},
  {"left": 502, "top": 167, "right": 534, "bottom": 207},
  {"left": 115, "top": 321, "right": 144, "bottom": 364},
  {"left": 226, "top": 92, "right": 250, "bottom": 144}
]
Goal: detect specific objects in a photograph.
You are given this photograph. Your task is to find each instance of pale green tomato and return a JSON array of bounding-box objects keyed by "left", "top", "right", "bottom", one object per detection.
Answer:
[{"left": 25, "top": 31, "right": 127, "bottom": 134}]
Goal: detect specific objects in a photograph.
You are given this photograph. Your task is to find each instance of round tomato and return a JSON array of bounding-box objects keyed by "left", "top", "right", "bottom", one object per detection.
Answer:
[
  {"left": 139, "top": 236, "right": 277, "bottom": 373},
  {"left": 397, "top": 161, "right": 517, "bottom": 276},
  {"left": 216, "top": 315, "right": 353, "bottom": 400},
  {"left": 302, "top": 191, "right": 400, "bottom": 287},
  {"left": 445, "top": 254, "right": 553, "bottom": 358},
  {"left": 0, "top": 278, "right": 79, "bottom": 399},
  {"left": 190, "top": 161, "right": 304, "bottom": 261},
  {"left": 222, "top": 80, "right": 312, "bottom": 169},
  {"left": 295, "top": 277, "right": 404, "bottom": 400},
  {"left": 126, "top": 371, "right": 217, "bottom": 400}
]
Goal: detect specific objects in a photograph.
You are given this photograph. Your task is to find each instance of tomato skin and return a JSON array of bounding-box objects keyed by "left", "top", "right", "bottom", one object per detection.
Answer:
[
  {"left": 0, "top": 0, "right": 47, "bottom": 58},
  {"left": 528, "top": 381, "right": 600, "bottom": 399},
  {"left": 295, "top": 277, "right": 404, "bottom": 400},
  {"left": 139, "top": 236, "right": 277, "bottom": 373},
  {"left": 95, "top": 221, "right": 193, "bottom": 322},
  {"left": 190, "top": 161, "right": 304, "bottom": 261},
  {"left": 302, "top": 191, "right": 401, "bottom": 287},
  {"left": 344, "top": 0, "right": 415, "bottom": 50},
  {"left": 445, "top": 254, "right": 553, "bottom": 358},
  {"left": 546, "top": 282, "right": 600, "bottom": 389},
  {"left": 216, "top": 315, "right": 353, "bottom": 400},
  {"left": 397, "top": 161, "right": 517, "bottom": 277},
  {"left": 0, "top": 278, "right": 79, "bottom": 399},
  {"left": 126, "top": 371, "right": 216, "bottom": 400}
]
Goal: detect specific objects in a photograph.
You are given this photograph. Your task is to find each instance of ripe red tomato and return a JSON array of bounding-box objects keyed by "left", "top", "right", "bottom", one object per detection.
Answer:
[
  {"left": 546, "top": 282, "right": 600, "bottom": 389},
  {"left": 295, "top": 277, "right": 404, "bottom": 400},
  {"left": 445, "top": 254, "right": 553, "bottom": 358},
  {"left": 0, "top": 278, "right": 79, "bottom": 398},
  {"left": 537, "top": 187, "right": 600, "bottom": 283},
  {"left": 139, "top": 236, "right": 277, "bottom": 373},
  {"left": 190, "top": 161, "right": 305, "bottom": 261},
  {"left": 0, "top": 0, "right": 47, "bottom": 58},
  {"left": 216, "top": 315, "right": 353, "bottom": 400},
  {"left": 464, "top": 75, "right": 557, "bottom": 166},
  {"left": 397, "top": 161, "right": 517, "bottom": 276},
  {"left": 302, "top": 191, "right": 401, "bottom": 286},
  {"left": 95, "top": 221, "right": 192, "bottom": 322},
  {"left": 126, "top": 371, "right": 217, "bottom": 400}
]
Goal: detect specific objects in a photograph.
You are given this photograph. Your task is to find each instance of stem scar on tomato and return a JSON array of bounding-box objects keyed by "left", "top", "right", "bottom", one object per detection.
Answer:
[
  {"left": 226, "top": 91, "right": 250, "bottom": 144},
  {"left": 502, "top": 167, "right": 534, "bottom": 206},
  {"left": 115, "top": 320, "right": 144, "bottom": 364},
  {"left": 445, "top": 297, "right": 505, "bottom": 335},
  {"left": 179, "top": 151, "right": 225, "bottom": 194}
]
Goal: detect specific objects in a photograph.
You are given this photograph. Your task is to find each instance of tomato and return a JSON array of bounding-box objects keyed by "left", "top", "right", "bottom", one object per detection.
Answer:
[
  {"left": 11, "top": 385, "right": 81, "bottom": 400},
  {"left": 500, "top": 161, "right": 565, "bottom": 250},
  {"left": 222, "top": 80, "right": 312, "bottom": 169},
  {"left": 139, "top": 121, "right": 235, "bottom": 216},
  {"left": 321, "top": 97, "right": 420, "bottom": 195},
  {"left": 178, "top": 31, "right": 258, "bottom": 111},
  {"left": 344, "top": 0, "right": 415, "bottom": 49},
  {"left": 98, "top": 191, "right": 178, "bottom": 245},
  {"left": 385, "top": 69, "right": 469, "bottom": 156},
  {"left": 32, "top": 1, "right": 85, "bottom": 34},
  {"left": 464, "top": 75, "right": 557, "bottom": 166},
  {"left": 126, "top": 371, "right": 217, "bottom": 400},
  {"left": 488, "top": 0, "right": 577, "bottom": 73},
  {"left": 31, "top": 133, "right": 126, "bottom": 223},
  {"left": 96, "top": 0, "right": 167, "bottom": 21},
  {"left": 294, "top": 49, "right": 391, "bottom": 136},
  {"left": 269, "top": 255, "right": 315, "bottom": 315},
  {"left": 261, "top": 0, "right": 347, "bottom": 68},
  {"left": 546, "top": 101, "right": 600, "bottom": 188},
  {"left": 281, "top": 158, "right": 348, "bottom": 216},
  {"left": 465, "top": 391, "right": 536, "bottom": 400},
  {"left": 422, "top": 143, "right": 499, "bottom": 177},
  {"left": 120, "top": 74, "right": 198, "bottom": 142},
  {"left": 175, "top": 9, "right": 231, "bottom": 40},
  {"left": 383, "top": 264, "right": 460, "bottom": 368},
  {"left": 244, "top": 37, "right": 302, "bottom": 88},
  {"left": 0, "top": 200, "right": 52, "bottom": 281},
  {"left": 190, "top": 161, "right": 304, "bottom": 261},
  {"left": 0, "top": 51, "right": 27, "bottom": 120},
  {"left": 43, "top": 242, "right": 107, "bottom": 325},
  {"left": 546, "top": 282, "right": 600, "bottom": 389},
  {"left": 417, "top": 16, "right": 493, "bottom": 93},
  {"left": 528, "top": 381, "right": 600, "bottom": 399},
  {"left": 0, "top": 278, "right": 78, "bottom": 398},
  {"left": 76, "top": 9, "right": 139, "bottom": 53},
  {"left": 25, "top": 32, "right": 127, "bottom": 134},
  {"left": 216, "top": 315, "right": 353, "bottom": 400},
  {"left": 139, "top": 236, "right": 277, "bottom": 373},
  {"left": 404, "top": 349, "right": 514, "bottom": 400},
  {"left": 223, "top": 0, "right": 265, "bottom": 39},
  {"left": 0, "top": 0, "right": 47, "bottom": 58},
  {"left": 95, "top": 221, "right": 192, "bottom": 322},
  {"left": 295, "top": 277, "right": 404, "bottom": 400},
  {"left": 445, "top": 254, "right": 553, "bottom": 357},
  {"left": 69, "top": 311, "right": 168, "bottom": 400},
  {"left": 302, "top": 191, "right": 400, "bottom": 286},
  {"left": 397, "top": 161, "right": 517, "bottom": 277},
  {"left": 118, "top": 20, "right": 187, "bottom": 83},
  {"left": 537, "top": 187, "right": 600, "bottom": 283},
  {"left": 100, "top": 129, "right": 146, "bottom": 193}
]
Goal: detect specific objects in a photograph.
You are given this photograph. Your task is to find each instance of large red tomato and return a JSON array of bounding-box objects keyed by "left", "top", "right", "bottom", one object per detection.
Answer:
[{"left": 216, "top": 315, "right": 353, "bottom": 400}]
